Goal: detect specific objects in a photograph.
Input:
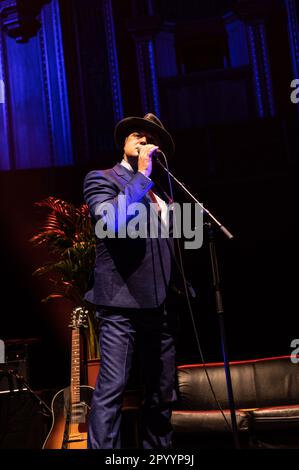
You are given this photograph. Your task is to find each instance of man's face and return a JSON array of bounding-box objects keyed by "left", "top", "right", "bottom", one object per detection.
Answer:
[{"left": 123, "top": 131, "right": 161, "bottom": 159}]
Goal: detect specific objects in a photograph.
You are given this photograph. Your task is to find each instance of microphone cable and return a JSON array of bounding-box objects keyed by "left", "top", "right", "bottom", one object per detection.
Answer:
[{"left": 156, "top": 150, "right": 233, "bottom": 433}]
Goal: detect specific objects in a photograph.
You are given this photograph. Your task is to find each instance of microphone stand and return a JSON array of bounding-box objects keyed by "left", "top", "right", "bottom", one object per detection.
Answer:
[
  {"left": 7, "top": 369, "right": 52, "bottom": 416},
  {"left": 156, "top": 157, "right": 240, "bottom": 449}
]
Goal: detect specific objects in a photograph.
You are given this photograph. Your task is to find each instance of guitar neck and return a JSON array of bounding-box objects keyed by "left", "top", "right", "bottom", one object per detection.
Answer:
[{"left": 70, "top": 328, "right": 80, "bottom": 404}]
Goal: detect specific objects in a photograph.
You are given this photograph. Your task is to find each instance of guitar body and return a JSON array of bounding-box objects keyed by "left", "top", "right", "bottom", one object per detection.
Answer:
[{"left": 43, "top": 385, "right": 94, "bottom": 449}]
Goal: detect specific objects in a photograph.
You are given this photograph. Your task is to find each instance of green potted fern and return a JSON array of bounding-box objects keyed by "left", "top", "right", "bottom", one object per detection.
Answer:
[{"left": 30, "top": 197, "right": 100, "bottom": 381}]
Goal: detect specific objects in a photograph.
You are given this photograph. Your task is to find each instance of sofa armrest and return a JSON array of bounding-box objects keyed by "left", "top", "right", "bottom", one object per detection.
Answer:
[
  {"left": 171, "top": 409, "right": 250, "bottom": 434},
  {"left": 251, "top": 405, "right": 299, "bottom": 432}
]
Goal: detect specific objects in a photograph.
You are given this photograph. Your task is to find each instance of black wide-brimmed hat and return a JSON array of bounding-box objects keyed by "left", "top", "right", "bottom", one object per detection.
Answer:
[{"left": 114, "top": 113, "right": 175, "bottom": 157}]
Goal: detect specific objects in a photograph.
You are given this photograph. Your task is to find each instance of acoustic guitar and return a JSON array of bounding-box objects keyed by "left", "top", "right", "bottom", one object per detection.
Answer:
[{"left": 43, "top": 307, "right": 95, "bottom": 449}]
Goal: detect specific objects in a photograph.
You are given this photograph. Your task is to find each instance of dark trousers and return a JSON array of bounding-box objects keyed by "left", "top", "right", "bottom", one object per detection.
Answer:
[{"left": 87, "top": 304, "right": 177, "bottom": 449}]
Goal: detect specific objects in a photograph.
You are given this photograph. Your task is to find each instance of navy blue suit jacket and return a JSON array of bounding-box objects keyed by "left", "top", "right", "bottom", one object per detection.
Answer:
[{"left": 83, "top": 163, "right": 173, "bottom": 309}]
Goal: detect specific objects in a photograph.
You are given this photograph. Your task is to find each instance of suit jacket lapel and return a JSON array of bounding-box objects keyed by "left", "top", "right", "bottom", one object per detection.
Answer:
[
  {"left": 112, "top": 163, "right": 173, "bottom": 229},
  {"left": 113, "top": 163, "right": 153, "bottom": 204},
  {"left": 112, "top": 162, "right": 133, "bottom": 183},
  {"left": 112, "top": 163, "right": 171, "bottom": 210}
]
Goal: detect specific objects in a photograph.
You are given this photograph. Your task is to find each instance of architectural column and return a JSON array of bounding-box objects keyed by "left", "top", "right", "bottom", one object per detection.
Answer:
[
  {"left": 284, "top": 0, "right": 299, "bottom": 77},
  {"left": 224, "top": 12, "right": 250, "bottom": 68},
  {"left": 284, "top": 0, "right": 299, "bottom": 113},
  {"left": 0, "top": 0, "right": 51, "bottom": 170},
  {"left": 0, "top": 74, "right": 4, "bottom": 103},
  {"left": 39, "top": 0, "right": 73, "bottom": 166},
  {"left": 246, "top": 18, "right": 275, "bottom": 117},
  {"left": 128, "top": 1, "right": 178, "bottom": 116},
  {"left": 154, "top": 22, "right": 177, "bottom": 78},
  {"left": 0, "top": 27, "right": 10, "bottom": 169},
  {"left": 0, "top": 0, "right": 73, "bottom": 169},
  {"left": 0, "top": 0, "right": 50, "bottom": 42},
  {"left": 101, "top": 0, "right": 123, "bottom": 123},
  {"left": 127, "top": 15, "right": 161, "bottom": 116},
  {"left": 231, "top": 0, "right": 275, "bottom": 118}
]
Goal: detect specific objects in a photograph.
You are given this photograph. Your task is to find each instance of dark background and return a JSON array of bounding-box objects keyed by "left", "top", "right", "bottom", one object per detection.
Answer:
[{"left": 0, "top": 0, "right": 298, "bottom": 394}]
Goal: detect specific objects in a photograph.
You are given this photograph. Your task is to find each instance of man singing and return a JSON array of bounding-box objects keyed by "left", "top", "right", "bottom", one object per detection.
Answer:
[{"left": 83, "top": 113, "right": 177, "bottom": 448}]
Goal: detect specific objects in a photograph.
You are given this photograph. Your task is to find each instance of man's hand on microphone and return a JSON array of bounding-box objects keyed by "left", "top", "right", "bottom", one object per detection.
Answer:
[{"left": 137, "top": 144, "right": 159, "bottom": 178}]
